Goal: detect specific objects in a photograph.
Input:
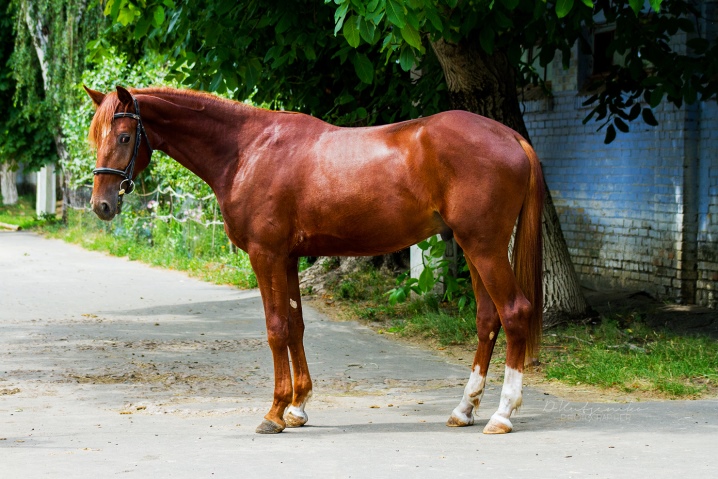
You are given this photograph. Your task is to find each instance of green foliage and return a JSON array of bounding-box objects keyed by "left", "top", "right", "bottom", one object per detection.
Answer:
[
  {"left": 9, "top": 0, "right": 105, "bottom": 164},
  {"left": 0, "top": 0, "right": 55, "bottom": 170},
  {"left": 387, "top": 236, "right": 475, "bottom": 312},
  {"left": 331, "top": 0, "right": 717, "bottom": 143},
  {"left": 95, "top": 0, "right": 450, "bottom": 126}
]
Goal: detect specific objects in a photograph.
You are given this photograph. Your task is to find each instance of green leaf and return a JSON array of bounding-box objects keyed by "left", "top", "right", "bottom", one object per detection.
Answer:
[
  {"left": 304, "top": 45, "right": 317, "bottom": 60},
  {"left": 425, "top": 8, "right": 443, "bottom": 31},
  {"left": 650, "top": 87, "right": 664, "bottom": 108},
  {"left": 458, "top": 295, "right": 467, "bottom": 311},
  {"left": 400, "top": 24, "right": 422, "bottom": 51},
  {"left": 418, "top": 266, "right": 435, "bottom": 293},
  {"left": 358, "top": 17, "right": 376, "bottom": 44},
  {"left": 209, "top": 71, "right": 223, "bottom": 92},
  {"left": 417, "top": 240, "right": 430, "bottom": 251},
  {"left": 153, "top": 6, "right": 166, "bottom": 27},
  {"left": 430, "top": 240, "right": 446, "bottom": 259},
  {"left": 134, "top": 15, "right": 152, "bottom": 40},
  {"left": 352, "top": 53, "right": 374, "bottom": 84},
  {"left": 334, "top": 2, "right": 349, "bottom": 35},
  {"left": 386, "top": 0, "right": 406, "bottom": 28},
  {"left": 399, "top": 46, "right": 415, "bottom": 71},
  {"left": 343, "top": 16, "right": 361, "bottom": 48},
  {"left": 555, "top": 0, "right": 574, "bottom": 19},
  {"left": 117, "top": 7, "right": 136, "bottom": 26},
  {"left": 629, "top": 0, "right": 643, "bottom": 15},
  {"left": 649, "top": 0, "right": 662, "bottom": 12},
  {"left": 581, "top": 0, "right": 594, "bottom": 7},
  {"left": 642, "top": 108, "right": 658, "bottom": 126},
  {"left": 479, "top": 27, "right": 494, "bottom": 54}
]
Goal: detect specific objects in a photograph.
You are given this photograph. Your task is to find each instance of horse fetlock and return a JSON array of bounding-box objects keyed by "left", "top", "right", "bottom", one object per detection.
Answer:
[
  {"left": 483, "top": 413, "right": 513, "bottom": 434},
  {"left": 284, "top": 406, "right": 309, "bottom": 428},
  {"left": 446, "top": 408, "right": 475, "bottom": 427}
]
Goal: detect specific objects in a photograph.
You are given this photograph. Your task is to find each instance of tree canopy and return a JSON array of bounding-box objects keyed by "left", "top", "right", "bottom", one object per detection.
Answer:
[{"left": 94, "top": 0, "right": 717, "bottom": 142}]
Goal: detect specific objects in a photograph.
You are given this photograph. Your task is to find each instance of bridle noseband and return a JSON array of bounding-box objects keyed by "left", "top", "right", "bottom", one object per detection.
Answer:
[{"left": 93, "top": 95, "right": 153, "bottom": 206}]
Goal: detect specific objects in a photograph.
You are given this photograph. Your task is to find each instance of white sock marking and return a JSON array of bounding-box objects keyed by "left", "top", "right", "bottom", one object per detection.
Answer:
[
  {"left": 450, "top": 366, "right": 485, "bottom": 423},
  {"left": 491, "top": 366, "right": 523, "bottom": 427}
]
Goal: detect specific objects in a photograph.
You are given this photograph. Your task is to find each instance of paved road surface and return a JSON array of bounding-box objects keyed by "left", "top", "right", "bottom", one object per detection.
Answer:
[{"left": 1, "top": 231, "right": 716, "bottom": 478}]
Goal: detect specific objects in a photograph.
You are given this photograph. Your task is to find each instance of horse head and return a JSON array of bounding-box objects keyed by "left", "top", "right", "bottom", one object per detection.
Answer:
[{"left": 84, "top": 85, "right": 153, "bottom": 221}]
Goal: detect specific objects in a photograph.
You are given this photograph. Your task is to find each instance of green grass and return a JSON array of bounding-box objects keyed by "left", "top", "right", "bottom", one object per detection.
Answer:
[
  {"left": 541, "top": 317, "right": 718, "bottom": 397},
  {"left": 43, "top": 208, "right": 257, "bottom": 289},
  {"left": 0, "top": 194, "right": 44, "bottom": 229},
  {"left": 324, "top": 267, "right": 718, "bottom": 398}
]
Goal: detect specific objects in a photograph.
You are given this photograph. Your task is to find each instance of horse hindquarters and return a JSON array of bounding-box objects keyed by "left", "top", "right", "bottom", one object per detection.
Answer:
[{"left": 448, "top": 137, "right": 544, "bottom": 434}]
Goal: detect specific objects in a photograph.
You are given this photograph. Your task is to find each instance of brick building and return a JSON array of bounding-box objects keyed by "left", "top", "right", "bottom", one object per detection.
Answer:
[{"left": 523, "top": 3, "right": 718, "bottom": 306}]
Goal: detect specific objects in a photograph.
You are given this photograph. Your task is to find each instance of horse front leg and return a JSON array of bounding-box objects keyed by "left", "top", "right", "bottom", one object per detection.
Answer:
[
  {"left": 284, "top": 257, "right": 313, "bottom": 427},
  {"left": 250, "top": 249, "right": 293, "bottom": 434}
]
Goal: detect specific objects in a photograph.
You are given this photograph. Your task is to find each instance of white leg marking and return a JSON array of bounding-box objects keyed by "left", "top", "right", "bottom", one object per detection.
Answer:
[
  {"left": 286, "top": 391, "right": 312, "bottom": 423},
  {"left": 450, "top": 366, "right": 485, "bottom": 425},
  {"left": 488, "top": 366, "right": 523, "bottom": 429}
]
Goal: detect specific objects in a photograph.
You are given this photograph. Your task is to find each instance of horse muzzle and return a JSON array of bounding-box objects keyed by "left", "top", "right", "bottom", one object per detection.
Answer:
[{"left": 91, "top": 195, "right": 120, "bottom": 221}]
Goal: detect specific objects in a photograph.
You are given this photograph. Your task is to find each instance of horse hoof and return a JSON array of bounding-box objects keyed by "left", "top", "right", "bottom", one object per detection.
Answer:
[
  {"left": 285, "top": 410, "right": 308, "bottom": 428},
  {"left": 482, "top": 416, "right": 513, "bottom": 434},
  {"left": 446, "top": 412, "right": 474, "bottom": 427},
  {"left": 255, "top": 419, "right": 285, "bottom": 434}
]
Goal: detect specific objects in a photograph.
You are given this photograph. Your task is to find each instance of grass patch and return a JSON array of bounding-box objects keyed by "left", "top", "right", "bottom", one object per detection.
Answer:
[
  {"left": 0, "top": 194, "right": 44, "bottom": 229},
  {"left": 541, "top": 316, "right": 718, "bottom": 398},
  {"left": 324, "top": 267, "right": 718, "bottom": 398},
  {"left": 42, "top": 208, "right": 257, "bottom": 289}
]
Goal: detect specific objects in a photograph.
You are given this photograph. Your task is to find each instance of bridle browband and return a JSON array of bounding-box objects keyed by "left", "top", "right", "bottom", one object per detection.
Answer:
[{"left": 93, "top": 95, "right": 153, "bottom": 205}]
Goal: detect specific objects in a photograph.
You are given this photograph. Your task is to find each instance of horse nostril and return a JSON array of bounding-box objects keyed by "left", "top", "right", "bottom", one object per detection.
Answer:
[{"left": 100, "top": 201, "right": 110, "bottom": 214}]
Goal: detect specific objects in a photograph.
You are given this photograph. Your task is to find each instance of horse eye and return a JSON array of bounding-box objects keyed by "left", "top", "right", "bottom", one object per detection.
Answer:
[{"left": 118, "top": 134, "right": 130, "bottom": 144}]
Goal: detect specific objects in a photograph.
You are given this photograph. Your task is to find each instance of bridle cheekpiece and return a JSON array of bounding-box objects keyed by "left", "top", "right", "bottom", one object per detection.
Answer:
[{"left": 92, "top": 95, "right": 153, "bottom": 207}]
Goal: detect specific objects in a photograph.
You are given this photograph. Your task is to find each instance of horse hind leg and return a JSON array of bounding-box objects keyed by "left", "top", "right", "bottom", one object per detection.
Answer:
[
  {"left": 469, "top": 252, "right": 532, "bottom": 435},
  {"left": 446, "top": 259, "right": 501, "bottom": 427}
]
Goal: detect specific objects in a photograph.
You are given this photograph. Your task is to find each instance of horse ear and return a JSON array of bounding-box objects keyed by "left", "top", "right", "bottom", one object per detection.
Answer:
[
  {"left": 116, "top": 85, "right": 133, "bottom": 105},
  {"left": 83, "top": 85, "right": 105, "bottom": 108}
]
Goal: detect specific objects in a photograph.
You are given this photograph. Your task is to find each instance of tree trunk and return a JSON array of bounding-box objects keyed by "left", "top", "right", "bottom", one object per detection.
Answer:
[
  {"left": 431, "top": 38, "right": 594, "bottom": 327},
  {"left": 1, "top": 163, "right": 19, "bottom": 206},
  {"left": 22, "top": 0, "right": 69, "bottom": 209}
]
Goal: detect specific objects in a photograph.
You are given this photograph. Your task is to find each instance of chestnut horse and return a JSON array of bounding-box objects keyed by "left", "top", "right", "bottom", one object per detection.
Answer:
[{"left": 85, "top": 85, "right": 544, "bottom": 435}]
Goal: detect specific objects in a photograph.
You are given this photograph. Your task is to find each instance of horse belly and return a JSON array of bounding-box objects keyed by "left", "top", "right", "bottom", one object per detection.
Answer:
[{"left": 295, "top": 196, "right": 444, "bottom": 257}]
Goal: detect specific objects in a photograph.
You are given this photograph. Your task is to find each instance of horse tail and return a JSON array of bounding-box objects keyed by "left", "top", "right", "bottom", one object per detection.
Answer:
[{"left": 513, "top": 137, "right": 544, "bottom": 363}]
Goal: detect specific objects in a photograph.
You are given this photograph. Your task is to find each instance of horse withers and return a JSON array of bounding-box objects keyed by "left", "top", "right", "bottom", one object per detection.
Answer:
[{"left": 85, "top": 85, "right": 543, "bottom": 435}]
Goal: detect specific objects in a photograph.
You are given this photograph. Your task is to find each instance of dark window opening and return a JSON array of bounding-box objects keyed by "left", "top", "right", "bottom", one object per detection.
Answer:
[{"left": 593, "top": 29, "right": 615, "bottom": 75}]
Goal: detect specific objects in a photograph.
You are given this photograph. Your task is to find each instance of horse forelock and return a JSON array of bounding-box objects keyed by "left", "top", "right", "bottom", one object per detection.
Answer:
[{"left": 88, "top": 93, "right": 122, "bottom": 148}]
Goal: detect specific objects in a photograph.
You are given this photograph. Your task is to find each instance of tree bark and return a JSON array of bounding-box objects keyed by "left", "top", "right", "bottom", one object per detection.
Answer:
[
  {"left": 1, "top": 162, "right": 19, "bottom": 206},
  {"left": 431, "top": 38, "right": 594, "bottom": 327}
]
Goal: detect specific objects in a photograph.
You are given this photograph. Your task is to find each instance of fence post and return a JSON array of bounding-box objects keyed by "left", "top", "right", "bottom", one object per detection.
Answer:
[{"left": 36, "top": 163, "right": 56, "bottom": 217}]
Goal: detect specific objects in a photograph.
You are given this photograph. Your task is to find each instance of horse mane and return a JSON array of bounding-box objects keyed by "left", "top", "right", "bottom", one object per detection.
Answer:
[{"left": 88, "top": 86, "right": 259, "bottom": 148}]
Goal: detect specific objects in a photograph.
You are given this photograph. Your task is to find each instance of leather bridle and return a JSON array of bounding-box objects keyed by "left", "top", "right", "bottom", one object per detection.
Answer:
[{"left": 93, "top": 95, "right": 153, "bottom": 207}]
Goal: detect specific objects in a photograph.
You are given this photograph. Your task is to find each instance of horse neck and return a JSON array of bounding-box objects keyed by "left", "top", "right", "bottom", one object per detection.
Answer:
[{"left": 138, "top": 90, "right": 263, "bottom": 196}]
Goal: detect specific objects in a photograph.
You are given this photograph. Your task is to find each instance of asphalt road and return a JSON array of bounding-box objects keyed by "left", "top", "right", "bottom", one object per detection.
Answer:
[{"left": 1, "top": 231, "right": 717, "bottom": 478}]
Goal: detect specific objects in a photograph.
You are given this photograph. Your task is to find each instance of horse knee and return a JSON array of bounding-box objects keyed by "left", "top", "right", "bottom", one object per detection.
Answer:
[{"left": 266, "top": 317, "right": 290, "bottom": 347}]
